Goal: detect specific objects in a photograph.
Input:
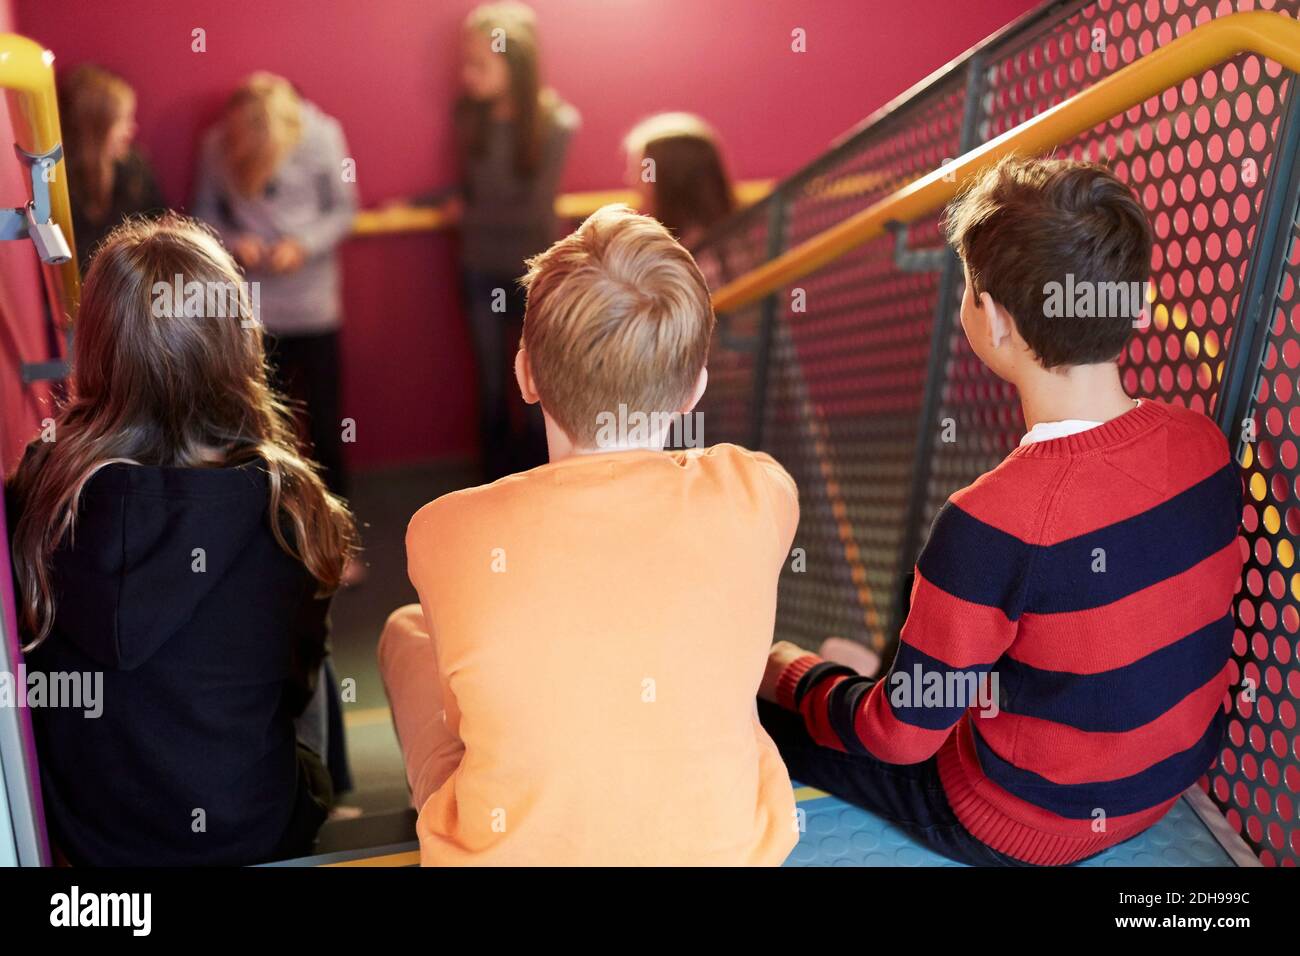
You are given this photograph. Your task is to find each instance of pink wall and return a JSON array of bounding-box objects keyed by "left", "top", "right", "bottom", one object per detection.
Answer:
[{"left": 11, "top": 0, "right": 1037, "bottom": 467}]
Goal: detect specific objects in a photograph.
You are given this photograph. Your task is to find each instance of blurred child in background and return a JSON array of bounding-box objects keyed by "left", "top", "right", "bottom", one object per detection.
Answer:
[
  {"left": 624, "top": 112, "right": 741, "bottom": 449},
  {"left": 441, "top": 1, "right": 580, "bottom": 481},
  {"left": 193, "top": 72, "right": 357, "bottom": 512},
  {"left": 59, "top": 64, "right": 167, "bottom": 271}
]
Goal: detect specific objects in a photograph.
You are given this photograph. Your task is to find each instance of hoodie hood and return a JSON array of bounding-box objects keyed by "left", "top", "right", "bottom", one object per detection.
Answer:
[{"left": 51, "top": 461, "right": 274, "bottom": 670}]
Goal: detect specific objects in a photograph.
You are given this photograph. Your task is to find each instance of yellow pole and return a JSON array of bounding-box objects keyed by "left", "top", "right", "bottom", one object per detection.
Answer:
[
  {"left": 0, "top": 33, "right": 79, "bottom": 323},
  {"left": 711, "top": 10, "right": 1300, "bottom": 314}
]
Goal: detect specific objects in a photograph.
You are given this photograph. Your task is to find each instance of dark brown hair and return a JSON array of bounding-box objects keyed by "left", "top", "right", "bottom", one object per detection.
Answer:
[
  {"left": 942, "top": 156, "right": 1153, "bottom": 368},
  {"left": 625, "top": 113, "right": 736, "bottom": 246},
  {"left": 7, "top": 216, "right": 357, "bottom": 648}
]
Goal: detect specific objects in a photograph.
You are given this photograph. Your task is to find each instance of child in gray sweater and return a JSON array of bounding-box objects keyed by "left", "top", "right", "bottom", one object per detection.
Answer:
[{"left": 192, "top": 74, "right": 357, "bottom": 502}]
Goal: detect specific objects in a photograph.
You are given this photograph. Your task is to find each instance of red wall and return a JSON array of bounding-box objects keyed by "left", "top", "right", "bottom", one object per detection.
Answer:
[{"left": 10, "top": 0, "right": 1037, "bottom": 467}]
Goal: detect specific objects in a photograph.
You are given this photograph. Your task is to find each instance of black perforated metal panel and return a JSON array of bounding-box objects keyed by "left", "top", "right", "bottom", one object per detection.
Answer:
[
  {"left": 1216, "top": 194, "right": 1300, "bottom": 866},
  {"left": 696, "top": 205, "right": 770, "bottom": 447},
  {"left": 764, "top": 76, "right": 968, "bottom": 653}
]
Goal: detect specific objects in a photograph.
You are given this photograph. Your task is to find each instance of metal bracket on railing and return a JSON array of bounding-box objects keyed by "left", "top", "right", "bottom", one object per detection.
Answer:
[
  {"left": 6, "top": 142, "right": 73, "bottom": 383},
  {"left": 886, "top": 220, "right": 949, "bottom": 273},
  {"left": 0, "top": 142, "right": 71, "bottom": 264}
]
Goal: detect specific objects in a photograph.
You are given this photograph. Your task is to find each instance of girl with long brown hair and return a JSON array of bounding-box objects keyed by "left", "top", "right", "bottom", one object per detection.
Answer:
[
  {"left": 6, "top": 216, "right": 356, "bottom": 865},
  {"left": 435, "top": 2, "right": 579, "bottom": 480},
  {"left": 58, "top": 64, "right": 167, "bottom": 270}
]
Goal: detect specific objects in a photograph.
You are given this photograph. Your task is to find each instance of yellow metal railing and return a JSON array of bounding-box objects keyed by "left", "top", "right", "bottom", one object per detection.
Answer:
[
  {"left": 710, "top": 10, "right": 1300, "bottom": 315},
  {"left": 353, "top": 179, "right": 775, "bottom": 236},
  {"left": 0, "top": 33, "right": 79, "bottom": 324}
]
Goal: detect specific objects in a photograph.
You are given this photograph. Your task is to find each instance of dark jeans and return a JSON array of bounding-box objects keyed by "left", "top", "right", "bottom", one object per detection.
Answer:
[
  {"left": 757, "top": 697, "right": 1032, "bottom": 867},
  {"left": 265, "top": 330, "right": 349, "bottom": 498},
  {"left": 461, "top": 270, "right": 547, "bottom": 481}
]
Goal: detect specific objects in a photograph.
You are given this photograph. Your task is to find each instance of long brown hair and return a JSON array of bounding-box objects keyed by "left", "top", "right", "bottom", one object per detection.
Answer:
[
  {"left": 58, "top": 64, "right": 135, "bottom": 221},
  {"left": 624, "top": 113, "right": 736, "bottom": 245},
  {"left": 8, "top": 216, "right": 357, "bottom": 649},
  {"left": 222, "top": 72, "right": 303, "bottom": 198},
  {"left": 455, "top": 1, "right": 554, "bottom": 178}
]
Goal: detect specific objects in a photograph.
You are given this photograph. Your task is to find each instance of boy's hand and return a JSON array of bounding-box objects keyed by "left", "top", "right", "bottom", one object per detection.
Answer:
[{"left": 759, "top": 641, "right": 810, "bottom": 703}]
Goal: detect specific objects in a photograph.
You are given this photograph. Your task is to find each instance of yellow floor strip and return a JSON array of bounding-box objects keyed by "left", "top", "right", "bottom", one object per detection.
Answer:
[
  {"left": 343, "top": 706, "right": 392, "bottom": 729},
  {"left": 793, "top": 786, "right": 829, "bottom": 802}
]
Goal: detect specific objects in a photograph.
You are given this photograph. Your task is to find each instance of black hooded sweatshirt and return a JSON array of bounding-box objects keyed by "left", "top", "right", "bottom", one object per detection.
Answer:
[{"left": 14, "top": 460, "right": 332, "bottom": 865}]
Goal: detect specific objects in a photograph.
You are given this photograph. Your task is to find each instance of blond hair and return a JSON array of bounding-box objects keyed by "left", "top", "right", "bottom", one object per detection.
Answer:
[
  {"left": 222, "top": 72, "right": 303, "bottom": 197},
  {"left": 520, "top": 204, "right": 714, "bottom": 445}
]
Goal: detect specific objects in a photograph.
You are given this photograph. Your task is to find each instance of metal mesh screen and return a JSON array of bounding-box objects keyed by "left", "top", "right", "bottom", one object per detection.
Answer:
[
  {"left": 1215, "top": 203, "right": 1300, "bottom": 866},
  {"left": 762, "top": 75, "right": 968, "bottom": 653},
  {"left": 696, "top": 205, "right": 770, "bottom": 446},
  {"left": 696, "top": 0, "right": 1300, "bottom": 863}
]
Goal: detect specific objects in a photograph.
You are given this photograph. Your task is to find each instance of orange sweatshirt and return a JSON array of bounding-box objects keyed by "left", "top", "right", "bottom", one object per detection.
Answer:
[{"left": 404, "top": 444, "right": 799, "bottom": 865}]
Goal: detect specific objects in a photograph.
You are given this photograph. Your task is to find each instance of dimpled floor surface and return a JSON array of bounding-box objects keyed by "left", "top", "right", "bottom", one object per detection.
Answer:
[{"left": 785, "top": 787, "right": 1234, "bottom": 867}]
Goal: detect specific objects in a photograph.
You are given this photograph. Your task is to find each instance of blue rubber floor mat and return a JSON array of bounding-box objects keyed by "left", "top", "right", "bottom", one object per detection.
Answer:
[{"left": 786, "top": 787, "right": 1234, "bottom": 867}]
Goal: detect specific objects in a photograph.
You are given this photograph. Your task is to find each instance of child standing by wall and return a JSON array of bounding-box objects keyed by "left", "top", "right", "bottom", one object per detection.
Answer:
[
  {"left": 192, "top": 73, "right": 358, "bottom": 516},
  {"left": 59, "top": 64, "right": 167, "bottom": 270},
  {"left": 444, "top": 2, "right": 579, "bottom": 480}
]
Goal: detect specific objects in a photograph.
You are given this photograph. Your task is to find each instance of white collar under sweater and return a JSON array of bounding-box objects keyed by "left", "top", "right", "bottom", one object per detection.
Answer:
[{"left": 1019, "top": 400, "right": 1142, "bottom": 446}]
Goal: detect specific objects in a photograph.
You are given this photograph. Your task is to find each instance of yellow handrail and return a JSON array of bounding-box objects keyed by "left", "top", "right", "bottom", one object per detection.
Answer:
[
  {"left": 711, "top": 10, "right": 1300, "bottom": 315},
  {"left": 0, "top": 33, "right": 79, "bottom": 324},
  {"left": 353, "top": 179, "right": 775, "bottom": 236}
]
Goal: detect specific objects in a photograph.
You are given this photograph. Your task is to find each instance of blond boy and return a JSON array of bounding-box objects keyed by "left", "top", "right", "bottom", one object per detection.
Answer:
[{"left": 379, "top": 205, "right": 798, "bottom": 865}]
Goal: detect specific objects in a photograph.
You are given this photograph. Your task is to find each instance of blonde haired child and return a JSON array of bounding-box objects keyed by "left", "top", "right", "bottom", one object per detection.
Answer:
[{"left": 379, "top": 205, "right": 799, "bottom": 865}]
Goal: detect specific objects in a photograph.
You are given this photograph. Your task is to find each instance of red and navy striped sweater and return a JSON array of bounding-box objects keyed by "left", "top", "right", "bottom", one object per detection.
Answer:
[{"left": 775, "top": 400, "right": 1243, "bottom": 865}]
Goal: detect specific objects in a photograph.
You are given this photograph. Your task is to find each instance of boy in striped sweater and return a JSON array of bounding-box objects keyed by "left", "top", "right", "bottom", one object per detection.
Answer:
[{"left": 758, "top": 156, "right": 1243, "bottom": 866}]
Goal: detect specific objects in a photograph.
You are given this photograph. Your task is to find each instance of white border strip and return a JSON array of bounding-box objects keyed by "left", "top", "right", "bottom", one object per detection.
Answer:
[{"left": 1183, "top": 785, "right": 1262, "bottom": 868}]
